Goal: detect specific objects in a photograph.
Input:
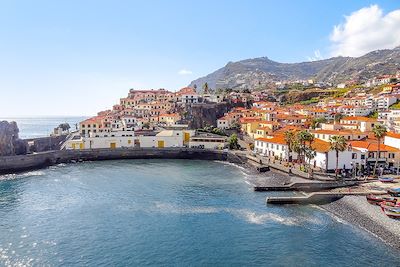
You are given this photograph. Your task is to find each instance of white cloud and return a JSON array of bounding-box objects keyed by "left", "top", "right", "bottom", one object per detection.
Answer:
[
  {"left": 330, "top": 5, "right": 400, "bottom": 57},
  {"left": 178, "top": 69, "right": 193, "bottom": 75},
  {"left": 307, "top": 50, "right": 323, "bottom": 61}
]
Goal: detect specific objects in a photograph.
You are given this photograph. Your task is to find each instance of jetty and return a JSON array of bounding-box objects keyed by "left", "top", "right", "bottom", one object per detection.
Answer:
[
  {"left": 266, "top": 191, "right": 386, "bottom": 205},
  {"left": 254, "top": 181, "right": 358, "bottom": 192}
]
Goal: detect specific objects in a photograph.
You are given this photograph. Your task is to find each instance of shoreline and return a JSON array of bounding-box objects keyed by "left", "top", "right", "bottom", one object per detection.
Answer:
[{"left": 322, "top": 196, "right": 400, "bottom": 249}]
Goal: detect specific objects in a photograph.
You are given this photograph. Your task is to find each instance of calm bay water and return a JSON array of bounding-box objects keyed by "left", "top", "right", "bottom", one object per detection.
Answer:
[
  {"left": 0, "top": 117, "right": 87, "bottom": 139},
  {"left": 0, "top": 159, "right": 399, "bottom": 266}
]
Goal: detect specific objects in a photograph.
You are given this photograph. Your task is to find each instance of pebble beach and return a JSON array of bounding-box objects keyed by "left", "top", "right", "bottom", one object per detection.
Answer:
[{"left": 323, "top": 196, "right": 400, "bottom": 249}]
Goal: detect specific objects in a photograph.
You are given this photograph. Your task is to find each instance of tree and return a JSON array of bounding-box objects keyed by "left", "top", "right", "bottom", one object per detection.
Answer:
[
  {"left": 228, "top": 134, "right": 240, "bottom": 150},
  {"left": 372, "top": 124, "right": 387, "bottom": 177},
  {"left": 58, "top": 123, "right": 71, "bottom": 131},
  {"left": 296, "top": 130, "right": 314, "bottom": 165},
  {"left": 212, "top": 127, "right": 226, "bottom": 136},
  {"left": 143, "top": 122, "right": 150, "bottom": 129},
  {"left": 334, "top": 113, "right": 343, "bottom": 123},
  {"left": 202, "top": 83, "right": 209, "bottom": 94},
  {"left": 304, "top": 146, "right": 316, "bottom": 171},
  {"left": 284, "top": 130, "right": 295, "bottom": 162},
  {"left": 329, "top": 136, "right": 348, "bottom": 179},
  {"left": 310, "top": 117, "right": 326, "bottom": 129}
]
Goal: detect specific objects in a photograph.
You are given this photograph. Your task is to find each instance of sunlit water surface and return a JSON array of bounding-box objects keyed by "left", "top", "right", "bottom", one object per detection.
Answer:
[{"left": 0, "top": 160, "right": 399, "bottom": 266}]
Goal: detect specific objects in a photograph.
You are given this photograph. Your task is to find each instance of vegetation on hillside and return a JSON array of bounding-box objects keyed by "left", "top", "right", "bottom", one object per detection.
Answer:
[{"left": 389, "top": 101, "right": 400, "bottom": 110}]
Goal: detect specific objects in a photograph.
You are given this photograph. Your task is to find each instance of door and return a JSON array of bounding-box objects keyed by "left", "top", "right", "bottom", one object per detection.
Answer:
[
  {"left": 72, "top": 143, "right": 76, "bottom": 150},
  {"left": 184, "top": 132, "right": 190, "bottom": 143},
  {"left": 79, "top": 143, "right": 84, "bottom": 149},
  {"left": 157, "top": 140, "right": 165, "bottom": 148},
  {"left": 110, "top": 142, "right": 116, "bottom": 149}
]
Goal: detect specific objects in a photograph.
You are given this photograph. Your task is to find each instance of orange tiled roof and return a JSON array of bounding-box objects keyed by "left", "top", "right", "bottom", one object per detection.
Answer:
[
  {"left": 341, "top": 116, "right": 377, "bottom": 122},
  {"left": 239, "top": 117, "right": 262, "bottom": 123},
  {"left": 256, "top": 135, "right": 286, "bottom": 145},
  {"left": 350, "top": 140, "right": 400, "bottom": 152},
  {"left": 311, "top": 129, "right": 364, "bottom": 135},
  {"left": 311, "top": 139, "right": 331, "bottom": 153},
  {"left": 385, "top": 132, "right": 400, "bottom": 139}
]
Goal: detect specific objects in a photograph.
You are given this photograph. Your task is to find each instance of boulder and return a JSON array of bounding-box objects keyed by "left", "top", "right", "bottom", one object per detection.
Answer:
[{"left": 0, "top": 121, "right": 27, "bottom": 156}]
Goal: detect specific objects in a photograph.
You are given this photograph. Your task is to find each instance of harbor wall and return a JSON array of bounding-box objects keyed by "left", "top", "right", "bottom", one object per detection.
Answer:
[{"left": 0, "top": 148, "right": 232, "bottom": 174}]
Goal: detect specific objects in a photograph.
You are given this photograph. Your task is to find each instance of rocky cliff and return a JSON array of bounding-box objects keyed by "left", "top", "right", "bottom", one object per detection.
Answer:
[
  {"left": 188, "top": 101, "right": 249, "bottom": 129},
  {"left": 0, "top": 121, "right": 27, "bottom": 156}
]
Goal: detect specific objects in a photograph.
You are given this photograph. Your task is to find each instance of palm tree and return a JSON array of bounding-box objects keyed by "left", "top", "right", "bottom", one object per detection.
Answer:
[
  {"left": 284, "top": 130, "right": 295, "bottom": 162},
  {"left": 372, "top": 124, "right": 387, "bottom": 177},
  {"left": 296, "top": 130, "right": 314, "bottom": 165},
  {"left": 329, "top": 136, "right": 348, "bottom": 179},
  {"left": 304, "top": 146, "right": 316, "bottom": 172}
]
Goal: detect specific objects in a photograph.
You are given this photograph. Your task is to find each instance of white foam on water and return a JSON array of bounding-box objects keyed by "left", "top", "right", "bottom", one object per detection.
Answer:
[
  {"left": 153, "top": 202, "right": 219, "bottom": 214},
  {"left": 226, "top": 208, "right": 299, "bottom": 226},
  {"left": 151, "top": 202, "right": 310, "bottom": 227},
  {"left": 214, "top": 160, "right": 247, "bottom": 171},
  {"left": 0, "top": 171, "right": 45, "bottom": 181},
  {"left": 312, "top": 205, "right": 349, "bottom": 225}
]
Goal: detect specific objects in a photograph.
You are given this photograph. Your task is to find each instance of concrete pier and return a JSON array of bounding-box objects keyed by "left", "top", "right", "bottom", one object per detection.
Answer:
[
  {"left": 266, "top": 191, "right": 386, "bottom": 205},
  {"left": 254, "top": 181, "right": 358, "bottom": 192}
]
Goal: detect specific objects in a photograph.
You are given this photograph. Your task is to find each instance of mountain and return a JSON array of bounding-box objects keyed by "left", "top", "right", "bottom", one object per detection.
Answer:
[{"left": 189, "top": 47, "right": 400, "bottom": 90}]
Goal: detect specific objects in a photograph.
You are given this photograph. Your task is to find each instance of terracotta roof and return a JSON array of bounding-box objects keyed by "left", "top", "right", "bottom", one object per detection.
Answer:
[
  {"left": 311, "top": 129, "right": 364, "bottom": 135},
  {"left": 239, "top": 117, "right": 262, "bottom": 123},
  {"left": 256, "top": 135, "right": 286, "bottom": 145},
  {"left": 350, "top": 141, "right": 399, "bottom": 152},
  {"left": 386, "top": 132, "right": 400, "bottom": 139},
  {"left": 341, "top": 116, "right": 377, "bottom": 122},
  {"left": 311, "top": 139, "right": 331, "bottom": 153}
]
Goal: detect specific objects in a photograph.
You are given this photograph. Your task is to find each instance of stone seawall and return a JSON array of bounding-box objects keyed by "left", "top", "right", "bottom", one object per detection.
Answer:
[{"left": 0, "top": 148, "right": 232, "bottom": 174}]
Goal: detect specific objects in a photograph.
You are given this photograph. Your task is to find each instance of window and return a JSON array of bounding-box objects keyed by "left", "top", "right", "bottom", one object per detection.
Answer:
[
  {"left": 361, "top": 154, "right": 365, "bottom": 159},
  {"left": 352, "top": 153, "right": 357, "bottom": 159}
]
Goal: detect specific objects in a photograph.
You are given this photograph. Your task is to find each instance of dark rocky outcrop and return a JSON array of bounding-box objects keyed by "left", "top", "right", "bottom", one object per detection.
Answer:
[
  {"left": 0, "top": 121, "right": 27, "bottom": 156},
  {"left": 188, "top": 101, "right": 249, "bottom": 129}
]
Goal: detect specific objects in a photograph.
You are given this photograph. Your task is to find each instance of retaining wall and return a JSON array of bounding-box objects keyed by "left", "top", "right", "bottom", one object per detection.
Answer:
[{"left": 0, "top": 148, "right": 231, "bottom": 174}]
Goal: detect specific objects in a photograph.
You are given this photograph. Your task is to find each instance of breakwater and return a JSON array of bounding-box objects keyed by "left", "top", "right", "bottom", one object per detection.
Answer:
[{"left": 0, "top": 148, "right": 241, "bottom": 175}]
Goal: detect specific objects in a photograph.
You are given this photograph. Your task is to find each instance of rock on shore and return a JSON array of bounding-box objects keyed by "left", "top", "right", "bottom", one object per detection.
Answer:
[
  {"left": 323, "top": 196, "right": 400, "bottom": 249},
  {"left": 0, "top": 121, "right": 27, "bottom": 156}
]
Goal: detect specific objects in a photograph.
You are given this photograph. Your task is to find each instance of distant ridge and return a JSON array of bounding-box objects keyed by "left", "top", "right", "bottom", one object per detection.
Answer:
[{"left": 189, "top": 46, "right": 400, "bottom": 90}]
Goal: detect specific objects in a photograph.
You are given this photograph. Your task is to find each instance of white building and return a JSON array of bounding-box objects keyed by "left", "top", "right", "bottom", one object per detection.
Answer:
[
  {"left": 254, "top": 135, "right": 363, "bottom": 171},
  {"left": 189, "top": 132, "right": 227, "bottom": 149},
  {"left": 65, "top": 130, "right": 195, "bottom": 150}
]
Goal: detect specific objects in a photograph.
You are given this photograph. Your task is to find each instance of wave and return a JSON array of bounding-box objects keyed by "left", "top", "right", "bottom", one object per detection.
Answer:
[
  {"left": 151, "top": 202, "right": 326, "bottom": 227},
  {"left": 214, "top": 160, "right": 247, "bottom": 172},
  {"left": 231, "top": 209, "right": 299, "bottom": 226},
  {"left": 0, "top": 170, "right": 45, "bottom": 181}
]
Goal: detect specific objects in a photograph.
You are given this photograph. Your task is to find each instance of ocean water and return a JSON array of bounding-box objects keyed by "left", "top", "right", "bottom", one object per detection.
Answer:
[
  {"left": 0, "top": 159, "right": 399, "bottom": 266},
  {"left": 0, "top": 117, "right": 87, "bottom": 139}
]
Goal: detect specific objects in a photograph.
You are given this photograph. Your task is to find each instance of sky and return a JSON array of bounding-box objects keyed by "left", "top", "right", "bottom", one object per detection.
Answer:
[{"left": 1, "top": 0, "right": 400, "bottom": 116}]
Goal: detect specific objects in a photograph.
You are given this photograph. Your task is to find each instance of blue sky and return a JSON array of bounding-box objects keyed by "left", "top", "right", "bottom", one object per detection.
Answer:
[{"left": 0, "top": 0, "right": 399, "bottom": 116}]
